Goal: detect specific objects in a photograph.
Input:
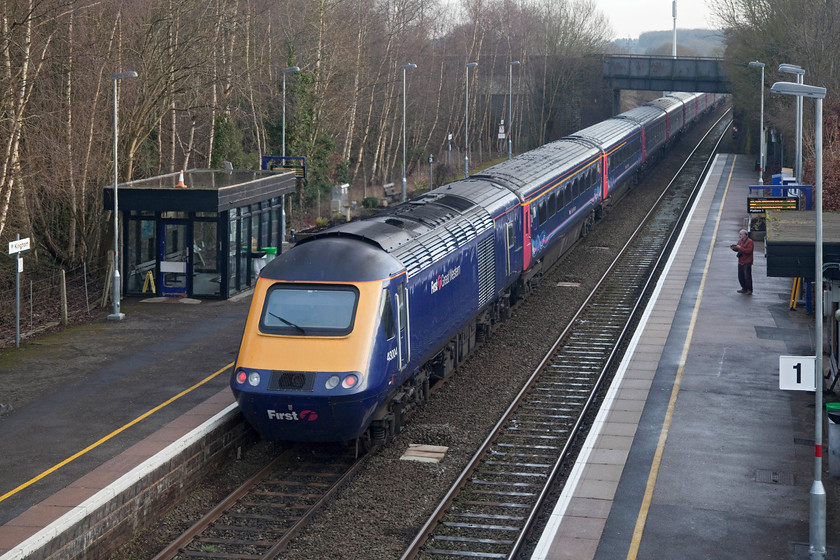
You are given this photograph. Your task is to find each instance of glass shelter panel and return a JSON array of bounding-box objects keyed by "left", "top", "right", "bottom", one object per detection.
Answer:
[
  {"left": 193, "top": 221, "right": 220, "bottom": 297},
  {"left": 127, "top": 218, "right": 156, "bottom": 295}
]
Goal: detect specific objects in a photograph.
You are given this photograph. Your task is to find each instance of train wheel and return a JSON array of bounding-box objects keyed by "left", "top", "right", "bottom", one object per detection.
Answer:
[{"left": 581, "top": 212, "right": 595, "bottom": 238}]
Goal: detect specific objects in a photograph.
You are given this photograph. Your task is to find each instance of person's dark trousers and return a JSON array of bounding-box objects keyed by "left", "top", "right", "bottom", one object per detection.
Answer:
[{"left": 738, "top": 263, "right": 753, "bottom": 292}]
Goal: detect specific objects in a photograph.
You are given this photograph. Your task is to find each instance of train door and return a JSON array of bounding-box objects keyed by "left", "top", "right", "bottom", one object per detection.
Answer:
[
  {"left": 522, "top": 204, "right": 532, "bottom": 270},
  {"left": 159, "top": 220, "right": 191, "bottom": 297},
  {"left": 396, "top": 282, "right": 410, "bottom": 370},
  {"left": 505, "top": 222, "right": 516, "bottom": 276}
]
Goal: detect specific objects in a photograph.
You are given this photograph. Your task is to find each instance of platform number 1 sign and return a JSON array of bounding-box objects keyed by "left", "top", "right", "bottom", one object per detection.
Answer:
[{"left": 779, "top": 355, "right": 816, "bottom": 391}]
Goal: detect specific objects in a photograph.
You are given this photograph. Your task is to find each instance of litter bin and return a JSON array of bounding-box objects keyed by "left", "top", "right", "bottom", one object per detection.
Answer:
[
  {"left": 827, "top": 403, "right": 840, "bottom": 477},
  {"left": 262, "top": 247, "right": 277, "bottom": 264}
]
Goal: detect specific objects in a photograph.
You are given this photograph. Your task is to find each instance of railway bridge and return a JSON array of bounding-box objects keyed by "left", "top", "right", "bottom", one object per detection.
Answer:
[{"left": 604, "top": 55, "right": 732, "bottom": 112}]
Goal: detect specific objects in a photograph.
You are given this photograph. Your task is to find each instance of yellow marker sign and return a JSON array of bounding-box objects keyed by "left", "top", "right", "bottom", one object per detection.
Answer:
[{"left": 142, "top": 270, "right": 156, "bottom": 293}]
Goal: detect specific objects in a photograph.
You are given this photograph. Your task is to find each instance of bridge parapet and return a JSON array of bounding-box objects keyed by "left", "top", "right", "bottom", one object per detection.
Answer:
[{"left": 604, "top": 55, "right": 731, "bottom": 94}]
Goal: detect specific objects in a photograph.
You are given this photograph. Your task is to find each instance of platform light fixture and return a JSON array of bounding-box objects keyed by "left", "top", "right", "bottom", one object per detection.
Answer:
[
  {"left": 464, "top": 61, "right": 478, "bottom": 178},
  {"left": 748, "top": 61, "right": 765, "bottom": 184},
  {"left": 771, "top": 79, "right": 827, "bottom": 560},
  {"left": 401, "top": 63, "right": 417, "bottom": 202},
  {"left": 778, "top": 64, "right": 805, "bottom": 182},
  {"left": 109, "top": 70, "right": 138, "bottom": 322},
  {"left": 508, "top": 61, "right": 520, "bottom": 160}
]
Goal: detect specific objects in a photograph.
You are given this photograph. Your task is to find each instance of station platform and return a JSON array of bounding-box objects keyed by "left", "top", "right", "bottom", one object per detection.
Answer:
[
  {"left": 531, "top": 154, "right": 840, "bottom": 559},
  {"left": 0, "top": 295, "right": 251, "bottom": 559}
]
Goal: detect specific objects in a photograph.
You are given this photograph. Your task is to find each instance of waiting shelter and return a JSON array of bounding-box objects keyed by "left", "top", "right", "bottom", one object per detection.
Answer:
[{"left": 103, "top": 168, "right": 296, "bottom": 299}]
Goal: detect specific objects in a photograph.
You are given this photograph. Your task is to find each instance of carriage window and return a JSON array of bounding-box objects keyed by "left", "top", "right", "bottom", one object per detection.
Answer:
[
  {"left": 549, "top": 192, "right": 557, "bottom": 216},
  {"left": 507, "top": 223, "right": 515, "bottom": 248},
  {"left": 260, "top": 283, "right": 359, "bottom": 336},
  {"left": 538, "top": 200, "right": 548, "bottom": 225},
  {"left": 380, "top": 288, "right": 395, "bottom": 339}
]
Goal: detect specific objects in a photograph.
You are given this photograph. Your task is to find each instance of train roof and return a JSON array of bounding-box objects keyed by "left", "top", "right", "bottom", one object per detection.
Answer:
[
  {"left": 666, "top": 92, "right": 701, "bottom": 103},
  {"left": 472, "top": 139, "right": 599, "bottom": 199},
  {"left": 569, "top": 117, "right": 639, "bottom": 148},
  {"left": 616, "top": 105, "right": 665, "bottom": 125},
  {"left": 262, "top": 235, "right": 402, "bottom": 282},
  {"left": 429, "top": 177, "right": 520, "bottom": 218},
  {"left": 292, "top": 190, "right": 495, "bottom": 279},
  {"left": 646, "top": 96, "right": 683, "bottom": 112}
]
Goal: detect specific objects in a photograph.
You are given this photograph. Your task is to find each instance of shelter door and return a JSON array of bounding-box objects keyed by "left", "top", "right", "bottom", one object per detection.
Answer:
[{"left": 159, "top": 220, "right": 191, "bottom": 297}]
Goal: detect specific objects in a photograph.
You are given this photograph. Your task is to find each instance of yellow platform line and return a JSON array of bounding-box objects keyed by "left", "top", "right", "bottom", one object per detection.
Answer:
[
  {"left": 0, "top": 361, "right": 234, "bottom": 505},
  {"left": 626, "top": 156, "right": 737, "bottom": 559}
]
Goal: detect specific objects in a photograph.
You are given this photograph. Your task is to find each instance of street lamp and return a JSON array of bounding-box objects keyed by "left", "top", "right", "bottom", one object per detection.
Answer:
[
  {"left": 748, "top": 61, "right": 765, "bottom": 184},
  {"left": 771, "top": 79, "right": 827, "bottom": 560},
  {"left": 282, "top": 66, "right": 300, "bottom": 159},
  {"left": 281, "top": 66, "right": 300, "bottom": 249},
  {"left": 108, "top": 70, "right": 138, "bottom": 322},
  {"left": 508, "top": 61, "right": 520, "bottom": 160},
  {"left": 779, "top": 64, "right": 805, "bottom": 182},
  {"left": 464, "top": 61, "right": 478, "bottom": 178},
  {"left": 401, "top": 63, "right": 417, "bottom": 202}
]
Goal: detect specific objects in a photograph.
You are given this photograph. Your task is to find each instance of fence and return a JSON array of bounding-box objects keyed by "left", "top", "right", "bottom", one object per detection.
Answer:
[{"left": 0, "top": 258, "right": 109, "bottom": 351}]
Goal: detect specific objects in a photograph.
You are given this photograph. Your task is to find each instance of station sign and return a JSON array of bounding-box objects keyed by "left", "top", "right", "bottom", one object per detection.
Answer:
[
  {"left": 779, "top": 355, "right": 816, "bottom": 391},
  {"left": 748, "top": 197, "right": 799, "bottom": 214},
  {"left": 8, "top": 237, "right": 30, "bottom": 255}
]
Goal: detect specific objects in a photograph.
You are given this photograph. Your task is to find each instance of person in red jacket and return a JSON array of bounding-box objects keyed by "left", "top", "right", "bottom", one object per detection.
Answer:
[{"left": 730, "top": 229, "right": 754, "bottom": 294}]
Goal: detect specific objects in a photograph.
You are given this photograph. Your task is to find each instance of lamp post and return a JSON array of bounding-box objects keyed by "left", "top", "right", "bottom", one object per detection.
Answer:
[
  {"left": 401, "top": 63, "right": 417, "bottom": 202},
  {"left": 672, "top": 0, "right": 677, "bottom": 58},
  {"left": 771, "top": 79, "right": 828, "bottom": 560},
  {"left": 282, "top": 66, "right": 300, "bottom": 159},
  {"left": 748, "top": 61, "right": 765, "bottom": 184},
  {"left": 281, "top": 66, "right": 300, "bottom": 249},
  {"left": 508, "top": 60, "right": 520, "bottom": 160},
  {"left": 779, "top": 64, "right": 805, "bottom": 182},
  {"left": 108, "top": 70, "right": 138, "bottom": 322},
  {"left": 465, "top": 61, "right": 478, "bottom": 178}
]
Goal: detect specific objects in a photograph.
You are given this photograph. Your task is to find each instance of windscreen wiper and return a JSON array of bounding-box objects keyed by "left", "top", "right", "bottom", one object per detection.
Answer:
[{"left": 268, "top": 311, "right": 306, "bottom": 334}]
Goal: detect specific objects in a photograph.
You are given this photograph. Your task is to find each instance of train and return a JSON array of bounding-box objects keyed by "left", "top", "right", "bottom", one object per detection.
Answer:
[{"left": 231, "top": 92, "right": 725, "bottom": 445}]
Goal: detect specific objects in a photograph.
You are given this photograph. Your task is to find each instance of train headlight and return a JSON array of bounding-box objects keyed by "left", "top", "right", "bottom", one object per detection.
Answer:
[
  {"left": 325, "top": 375, "right": 340, "bottom": 390},
  {"left": 248, "top": 372, "right": 261, "bottom": 386},
  {"left": 341, "top": 374, "right": 358, "bottom": 389},
  {"left": 235, "top": 369, "right": 247, "bottom": 384}
]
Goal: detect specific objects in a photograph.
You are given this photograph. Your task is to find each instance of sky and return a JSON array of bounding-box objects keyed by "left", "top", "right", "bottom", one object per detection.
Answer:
[{"left": 594, "top": 0, "right": 718, "bottom": 40}]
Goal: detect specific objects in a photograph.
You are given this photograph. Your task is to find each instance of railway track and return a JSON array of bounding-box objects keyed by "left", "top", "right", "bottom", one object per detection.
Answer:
[
  {"left": 399, "top": 111, "right": 733, "bottom": 560},
  {"left": 151, "top": 445, "right": 367, "bottom": 560},
  {"left": 147, "top": 109, "right": 730, "bottom": 560}
]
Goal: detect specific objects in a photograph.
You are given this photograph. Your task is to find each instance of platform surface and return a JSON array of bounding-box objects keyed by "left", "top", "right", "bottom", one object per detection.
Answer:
[
  {"left": 531, "top": 153, "right": 840, "bottom": 559},
  {"left": 0, "top": 294, "right": 249, "bottom": 556}
]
